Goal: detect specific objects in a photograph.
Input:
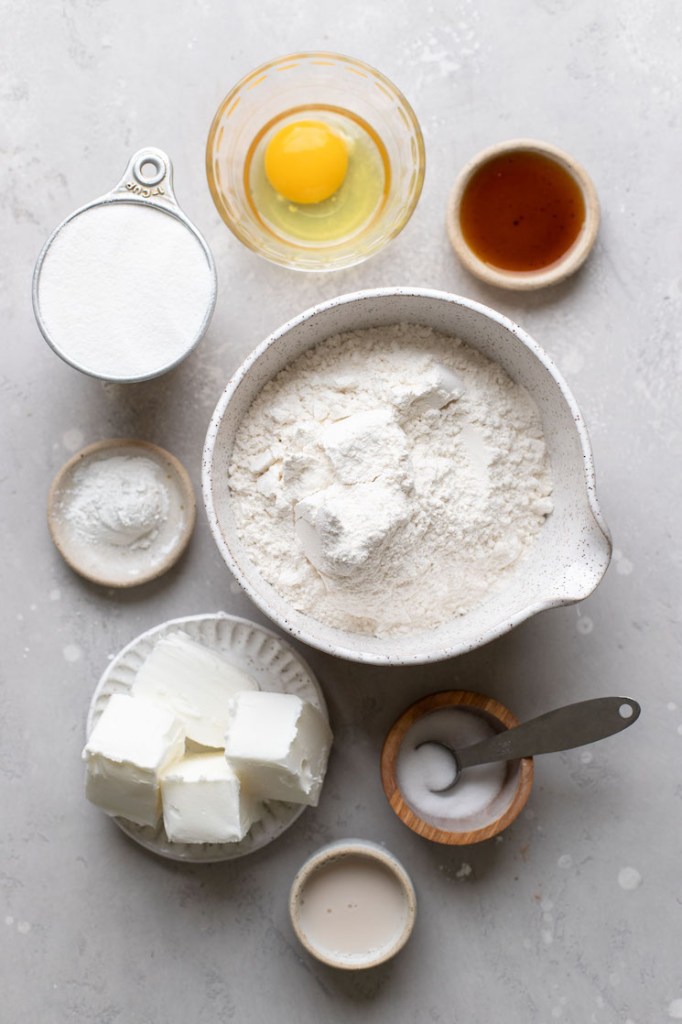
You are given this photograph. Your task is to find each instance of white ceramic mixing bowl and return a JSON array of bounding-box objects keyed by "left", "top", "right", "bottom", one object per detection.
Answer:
[{"left": 203, "top": 288, "right": 611, "bottom": 665}]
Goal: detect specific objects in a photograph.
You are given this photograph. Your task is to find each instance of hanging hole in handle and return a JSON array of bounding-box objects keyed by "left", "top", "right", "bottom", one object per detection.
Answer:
[
  {"left": 619, "top": 702, "right": 635, "bottom": 719},
  {"left": 134, "top": 154, "right": 165, "bottom": 187}
]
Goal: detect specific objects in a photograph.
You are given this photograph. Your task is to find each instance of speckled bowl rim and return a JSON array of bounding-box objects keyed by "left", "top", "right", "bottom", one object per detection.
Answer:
[
  {"left": 48, "top": 438, "right": 196, "bottom": 587},
  {"left": 202, "top": 286, "right": 611, "bottom": 666},
  {"left": 380, "top": 689, "right": 534, "bottom": 845},
  {"left": 289, "top": 838, "right": 417, "bottom": 969},
  {"left": 446, "top": 138, "right": 600, "bottom": 291}
]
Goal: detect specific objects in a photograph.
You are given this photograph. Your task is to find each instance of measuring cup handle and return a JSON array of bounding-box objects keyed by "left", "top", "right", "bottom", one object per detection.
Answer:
[
  {"left": 457, "top": 696, "right": 641, "bottom": 770},
  {"left": 109, "top": 147, "right": 179, "bottom": 208}
]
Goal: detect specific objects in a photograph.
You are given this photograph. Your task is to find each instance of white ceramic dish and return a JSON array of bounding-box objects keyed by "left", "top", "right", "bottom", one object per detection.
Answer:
[
  {"left": 86, "top": 612, "right": 329, "bottom": 862},
  {"left": 48, "top": 439, "right": 196, "bottom": 587},
  {"left": 203, "top": 288, "right": 611, "bottom": 666}
]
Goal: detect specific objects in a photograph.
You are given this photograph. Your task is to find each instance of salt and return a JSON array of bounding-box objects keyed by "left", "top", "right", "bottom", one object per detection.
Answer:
[{"left": 396, "top": 709, "right": 507, "bottom": 822}]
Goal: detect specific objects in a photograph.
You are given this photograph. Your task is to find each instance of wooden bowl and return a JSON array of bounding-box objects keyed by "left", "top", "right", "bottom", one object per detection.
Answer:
[{"left": 381, "top": 690, "right": 534, "bottom": 844}]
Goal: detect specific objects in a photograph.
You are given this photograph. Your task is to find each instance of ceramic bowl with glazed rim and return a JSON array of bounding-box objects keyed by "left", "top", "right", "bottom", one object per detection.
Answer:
[
  {"left": 289, "top": 838, "right": 417, "bottom": 969},
  {"left": 48, "top": 438, "right": 196, "bottom": 587},
  {"left": 447, "top": 138, "right": 600, "bottom": 290},
  {"left": 203, "top": 287, "right": 611, "bottom": 666},
  {"left": 380, "top": 689, "right": 534, "bottom": 845}
]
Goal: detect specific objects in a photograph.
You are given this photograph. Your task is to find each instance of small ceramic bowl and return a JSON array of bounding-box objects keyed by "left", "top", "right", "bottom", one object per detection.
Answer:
[
  {"left": 48, "top": 439, "right": 196, "bottom": 587},
  {"left": 447, "top": 138, "right": 600, "bottom": 290},
  {"left": 289, "top": 839, "right": 416, "bottom": 969},
  {"left": 206, "top": 52, "right": 425, "bottom": 271},
  {"left": 203, "top": 287, "right": 611, "bottom": 665},
  {"left": 381, "top": 690, "right": 534, "bottom": 844}
]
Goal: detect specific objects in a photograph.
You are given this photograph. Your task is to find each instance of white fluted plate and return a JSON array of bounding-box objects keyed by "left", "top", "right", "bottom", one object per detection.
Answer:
[{"left": 86, "top": 612, "right": 329, "bottom": 862}]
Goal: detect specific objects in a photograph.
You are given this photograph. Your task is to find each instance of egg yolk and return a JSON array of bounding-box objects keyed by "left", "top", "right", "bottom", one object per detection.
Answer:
[{"left": 264, "top": 120, "right": 349, "bottom": 205}]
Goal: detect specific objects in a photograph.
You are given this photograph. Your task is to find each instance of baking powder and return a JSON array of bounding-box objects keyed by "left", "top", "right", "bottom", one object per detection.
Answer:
[
  {"left": 66, "top": 455, "right": 170, "bottom": 550},
  {"left": 229, "top": 324, "right": 554, "bottom": 637}
]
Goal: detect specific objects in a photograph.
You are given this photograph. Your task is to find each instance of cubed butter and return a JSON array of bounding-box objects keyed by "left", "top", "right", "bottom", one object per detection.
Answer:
[
  {"left": 161, "top": 753, "right": 260, "bottom": 844},
  {"left": 83, "top": 693, "right": 185, "bottom": 827},
  {"left": 131, "top": 630, "right": 258, "bottom": 748},
  {"left": 224, "top": 691, "right": 332, "bottom": 806}
]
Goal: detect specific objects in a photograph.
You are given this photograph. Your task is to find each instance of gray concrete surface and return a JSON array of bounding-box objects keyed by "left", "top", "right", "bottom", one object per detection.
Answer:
[{"left": 2, "top": 1, "right": 680, "bottom": 1021}]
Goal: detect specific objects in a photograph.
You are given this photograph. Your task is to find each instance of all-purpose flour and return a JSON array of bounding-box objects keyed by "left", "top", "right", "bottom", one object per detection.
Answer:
[{"left": 229, "top": 324, "right": 554, "bottom": 637}]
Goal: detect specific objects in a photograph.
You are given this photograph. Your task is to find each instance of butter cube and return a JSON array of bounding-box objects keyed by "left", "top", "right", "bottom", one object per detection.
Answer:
[
  {"left": 161, "top": 753, "right": 260, "bottom": 844},
  {"left": 83, "top": 694, "right": 185, "bottom": 827},
  {"left": 131, "top": 630, "right": 258, "bottom": 748},
  {"left": 224, "top": 692, "right": 332, "bottom": 806}
]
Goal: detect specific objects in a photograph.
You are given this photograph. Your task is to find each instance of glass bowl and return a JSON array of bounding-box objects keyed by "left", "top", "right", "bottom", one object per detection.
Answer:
[{"left": 206, "top": 52, "right": 425, "bottom": 271}]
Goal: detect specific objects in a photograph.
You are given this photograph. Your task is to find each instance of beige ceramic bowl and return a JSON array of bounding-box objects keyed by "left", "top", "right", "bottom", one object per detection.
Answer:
[
  {"left": 48, "top": 439, "right": 196, "bottom": 587},
  {"left": 289, "top": 839, "right": 416, "bottom": 969},
  {"left": 381, "top": 690, "right": 534, "bottom": 845},
  {"left": 203, "top": 287, "right": 611, "bottom": 665},
  {"left": 447, "top": 138, "right": 600, "bottom": 290}
]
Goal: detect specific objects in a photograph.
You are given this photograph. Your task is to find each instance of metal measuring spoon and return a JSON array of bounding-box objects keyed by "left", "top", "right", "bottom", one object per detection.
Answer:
[{"left": 418, "top": 697, "right": 640, "bottom": 795}]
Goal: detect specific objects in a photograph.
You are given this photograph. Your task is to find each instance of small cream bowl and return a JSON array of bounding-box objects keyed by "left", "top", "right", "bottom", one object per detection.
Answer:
[
  {"left": 447, "top": 138, "right": 600, "bottom": 290},
  {"left": 289, "top": 839, "right": 416, "bottom": 969},
  {"left": 206, "top": 52, "right": 425, "bottom": 271}
]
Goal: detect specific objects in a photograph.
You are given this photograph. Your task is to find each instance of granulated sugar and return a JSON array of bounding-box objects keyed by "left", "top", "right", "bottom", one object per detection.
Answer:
[
  {"left": 37, "top": 203, "right": 214, "bottom": 380},
  {"left": 228, "top": 324, "right": 554, "bottom": 637}
]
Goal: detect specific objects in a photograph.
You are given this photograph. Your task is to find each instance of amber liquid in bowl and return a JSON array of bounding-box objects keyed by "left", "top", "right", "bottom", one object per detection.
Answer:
[{"left": 459, "top": 150, "right": 586, "bottom": 271}]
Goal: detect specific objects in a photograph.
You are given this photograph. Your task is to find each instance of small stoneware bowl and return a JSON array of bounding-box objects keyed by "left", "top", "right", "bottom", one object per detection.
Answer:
[
  {"left": 48, "top": 439, "right": 196, "bottom": 587},
  {"left": 381, "top": 690, "right": 534, "bottom": 844},
  {"left": 289, "top": 838, "right": 416, "bottom": 969},
  {"left": 447, "top": 138, "right": 600, "bottom": 290},
  {"left": 203, "top": 287, "right": 612, "bottom": 665}
]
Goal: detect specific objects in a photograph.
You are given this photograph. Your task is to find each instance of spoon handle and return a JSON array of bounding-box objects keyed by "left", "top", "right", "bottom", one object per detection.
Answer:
[{"left": 457, "top": 696, "right": 641, "bottom": 771}]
